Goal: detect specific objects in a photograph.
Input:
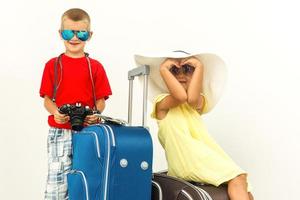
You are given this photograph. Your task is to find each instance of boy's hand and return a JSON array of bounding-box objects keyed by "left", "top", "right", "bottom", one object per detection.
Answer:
[
  {"left": 54, "top": 110, "right": 70, "bottom": 124},
  {"left": 85, "top": 114, "right": 100, "bottom": 125},
  {"left": 180, "top": 56, "right": 203, "bottom": 69},
  {"left": 160, "top": 58, "right": 180, "bottom": 70}
]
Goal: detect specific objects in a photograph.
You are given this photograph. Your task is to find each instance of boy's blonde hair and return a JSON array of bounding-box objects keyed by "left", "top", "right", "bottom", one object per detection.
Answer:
[{"left": 61, "top": 8, "right": 91, "bottom": 31}]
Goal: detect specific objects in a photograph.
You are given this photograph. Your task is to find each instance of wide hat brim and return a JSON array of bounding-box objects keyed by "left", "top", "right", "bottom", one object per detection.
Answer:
[{"left": 134, "top": 51, "right": 227, "bottom": 114}]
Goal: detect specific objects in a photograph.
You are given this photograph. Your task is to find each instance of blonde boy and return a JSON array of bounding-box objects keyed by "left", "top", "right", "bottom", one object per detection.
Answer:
[{"left": 39, "top": 8, "right": 112, "bottom": 199}]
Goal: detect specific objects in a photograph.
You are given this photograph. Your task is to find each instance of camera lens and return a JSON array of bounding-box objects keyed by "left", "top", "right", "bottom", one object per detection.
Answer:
[{"left": 70, "top": 116, "right": 85, "bottom": 131}]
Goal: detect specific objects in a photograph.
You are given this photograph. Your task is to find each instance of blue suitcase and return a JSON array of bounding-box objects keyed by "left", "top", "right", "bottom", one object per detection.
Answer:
[
  {"left": 68, "top": 65, "right": 153, "bottom": 200},
  {"left": 68, "top": 124, "right": 153, "bottom": 200}
]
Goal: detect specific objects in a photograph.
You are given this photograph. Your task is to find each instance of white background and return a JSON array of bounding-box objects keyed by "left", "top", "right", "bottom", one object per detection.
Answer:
[{"left": 0, "top": 0, "right": 299, "bottom": 199}]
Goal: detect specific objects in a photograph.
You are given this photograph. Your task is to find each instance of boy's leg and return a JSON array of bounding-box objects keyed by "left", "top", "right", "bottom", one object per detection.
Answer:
[{"left": 45, "top": 128, "right": 72, "bottom": 200}]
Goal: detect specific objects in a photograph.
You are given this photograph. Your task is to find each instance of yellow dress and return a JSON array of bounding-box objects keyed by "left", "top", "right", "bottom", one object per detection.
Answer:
[{"left": 151, "top": 94, "right": 247, "bottom": 187}]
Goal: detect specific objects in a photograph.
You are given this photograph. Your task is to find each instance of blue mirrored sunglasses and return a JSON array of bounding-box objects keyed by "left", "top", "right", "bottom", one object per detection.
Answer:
[{"left": 61, "top": 30, "right": 90, "bottom": 41}]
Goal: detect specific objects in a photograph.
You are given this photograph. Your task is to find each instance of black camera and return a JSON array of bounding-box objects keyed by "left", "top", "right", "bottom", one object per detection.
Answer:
[{"left": 59, "top": 103, "right": 94, "bottom": 131}]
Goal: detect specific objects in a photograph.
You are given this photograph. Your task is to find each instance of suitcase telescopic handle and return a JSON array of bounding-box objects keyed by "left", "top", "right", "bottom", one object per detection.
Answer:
[{"left": 128, "top": 65, "right": 150, "bottom": 127}]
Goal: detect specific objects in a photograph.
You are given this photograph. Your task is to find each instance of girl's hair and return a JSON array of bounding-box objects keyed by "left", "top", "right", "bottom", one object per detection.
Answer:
[{"left": 61, "top": 8, "right": 91, "bottom": 30}]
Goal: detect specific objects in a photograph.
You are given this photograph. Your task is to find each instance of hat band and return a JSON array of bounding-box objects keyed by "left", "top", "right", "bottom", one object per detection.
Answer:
[{"left": 173, "top": 50, "right": 191, "bottom": 55}]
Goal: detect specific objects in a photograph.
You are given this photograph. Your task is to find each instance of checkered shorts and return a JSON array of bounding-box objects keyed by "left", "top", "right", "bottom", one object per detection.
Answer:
[{"left": 45, "top": 127, "right": 73, "bottom": 200}]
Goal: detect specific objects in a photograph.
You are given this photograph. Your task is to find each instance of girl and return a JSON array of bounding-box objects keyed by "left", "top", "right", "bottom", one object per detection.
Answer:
[{"left": 135, "top": 50, "right": 254, "bottom": 200}]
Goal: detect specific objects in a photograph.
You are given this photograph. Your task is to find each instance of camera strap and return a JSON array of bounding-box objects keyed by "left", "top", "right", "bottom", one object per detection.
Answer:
[
  {"left": 52, "top": 53, "right": 98, "bottom": 110},
  {"left": 52, "top": 53, "right": 63, "bottom": 102},
  {"left": 85, "top": 53, "right": 98, "bottom": 110}
]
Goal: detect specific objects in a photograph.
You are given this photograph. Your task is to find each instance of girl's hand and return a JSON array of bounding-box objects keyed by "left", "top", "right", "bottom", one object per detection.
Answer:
[
  {"left": 160, "top": 58, "right": 180, "bottom": 70},
  {"left": 85, "top": 114, "right": 100, "bottom": 125},
  {"left": 180, "top": 56, "right": 203, "bottom": 69},
  {"left": 54, "top": 110, "right": 70, "bottom": 124}
]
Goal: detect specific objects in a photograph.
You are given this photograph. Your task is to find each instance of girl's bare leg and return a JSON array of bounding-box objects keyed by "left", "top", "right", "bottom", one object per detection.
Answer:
[{"left": 228, "top": 174, "right": 252, "bottom": 200}]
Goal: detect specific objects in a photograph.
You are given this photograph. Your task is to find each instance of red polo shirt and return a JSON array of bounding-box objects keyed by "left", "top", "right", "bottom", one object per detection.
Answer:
[{"left": 39, "top": 54, "right": 112, "bottom": 129}]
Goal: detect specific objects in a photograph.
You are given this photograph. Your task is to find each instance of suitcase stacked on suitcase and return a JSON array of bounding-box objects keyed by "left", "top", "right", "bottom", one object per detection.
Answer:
[{"left": 67, "top": 65, "right": 230, "bottom": 200}]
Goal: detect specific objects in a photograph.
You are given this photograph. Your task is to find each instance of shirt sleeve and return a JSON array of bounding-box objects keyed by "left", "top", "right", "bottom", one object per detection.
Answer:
[
  {"left": 39, "top": 61, "right": 54, "bottom": 98},
  {"left": 200, "top": 93, "right": 209, "bottom": 114},
  {"left": 94, "top": 62, "right": 112, "bottom": 100},
  {"left": 150, "top": 93, "right": 169, "bottom": 119}
]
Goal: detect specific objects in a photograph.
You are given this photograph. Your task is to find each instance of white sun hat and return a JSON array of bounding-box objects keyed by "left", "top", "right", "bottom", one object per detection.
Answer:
[{"left": 134, "top": 50, "right": 227, "bottom": 114}]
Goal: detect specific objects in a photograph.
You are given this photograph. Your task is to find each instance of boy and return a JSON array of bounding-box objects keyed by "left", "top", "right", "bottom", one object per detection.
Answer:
[{"left": 39, "top": 8, "right": 112, "bottom": 199}]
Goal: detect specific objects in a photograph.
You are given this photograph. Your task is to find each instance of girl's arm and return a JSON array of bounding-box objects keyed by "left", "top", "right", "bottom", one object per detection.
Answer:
[
  {"left": 155, "top": 59, "right": 187, "bottom": 119},
  {"left": 181, "top": 57, "right": 205, "bottom": 111}
]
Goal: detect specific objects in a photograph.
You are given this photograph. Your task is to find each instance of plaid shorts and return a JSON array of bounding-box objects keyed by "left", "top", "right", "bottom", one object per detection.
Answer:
[{"left": 45, "top": 127, "right": 73, "bottom": 200}]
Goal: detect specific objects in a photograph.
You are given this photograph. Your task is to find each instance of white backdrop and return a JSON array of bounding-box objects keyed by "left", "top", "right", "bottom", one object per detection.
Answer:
[{"left": 0, "top": 0, "right": 299, "bottom": 199}]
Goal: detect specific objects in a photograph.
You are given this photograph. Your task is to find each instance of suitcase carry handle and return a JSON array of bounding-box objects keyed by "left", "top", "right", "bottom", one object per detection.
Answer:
[
  {"left": 94, "top": 113, "right": 128, "bottom": 125},
  {"left": 93, "top": 65, "right": 149, "bottom": 127},
  {"left": 128, "top": 65, "right": 150, "bottom": 127}
]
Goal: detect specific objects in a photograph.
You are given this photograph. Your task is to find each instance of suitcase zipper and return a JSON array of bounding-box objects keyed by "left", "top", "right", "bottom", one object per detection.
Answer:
[
  {"left": 103, "top": 124, "right": 116, "bottom": 147},
  {"left": 81, "top": 131, "right": 101, "bottom": 158},
  {"left": 181, "top": 189, "right": 193, "bottom": 200},
  {"left": 195, "top": 188, "right": 212, "bottom": 200},
  {"left": 91, "top": 131, "right": 101, "bottom": 158},
  {"left": 181, "top": 182, "right": 213, "bottom": 200},
  {"left": 100, "top": 125, "right": 113, "bottom": 200},
  {"left": 152, "top": 180, "right": 163, "bottom": 200},
  {"left": 69, "top": 170, "right": 89, "bottom": 200}
]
